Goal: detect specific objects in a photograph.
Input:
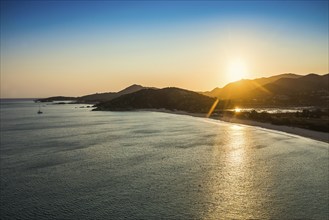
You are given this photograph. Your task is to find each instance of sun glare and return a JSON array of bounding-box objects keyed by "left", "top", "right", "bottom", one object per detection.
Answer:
[
  {"left": 227, "top": 59, "right": 249, "bottom": 82},
  {"left": 234, "top": 107, "right": 241, "bottom": 113}
]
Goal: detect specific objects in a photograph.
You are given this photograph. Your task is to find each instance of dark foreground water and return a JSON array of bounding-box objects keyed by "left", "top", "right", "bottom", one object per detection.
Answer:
[{"left": 1, "top": 100, "right": 328, "bottom": 219}]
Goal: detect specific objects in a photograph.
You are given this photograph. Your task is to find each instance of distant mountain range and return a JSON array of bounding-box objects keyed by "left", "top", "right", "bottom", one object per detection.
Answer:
[{"left": 37, "top": 73, "right": 329, "bottom": 111}]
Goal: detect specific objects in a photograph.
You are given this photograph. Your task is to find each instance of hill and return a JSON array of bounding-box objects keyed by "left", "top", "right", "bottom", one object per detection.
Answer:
[
  {"left": 77, "top": 84, "right": 147, "bottom": 103},
  {"left": 252, "top": 74, "right": 328, "bottom": 96},
  {"left": 202, "top": 73, "right": 328, "bottom": 107},
  {"left": 94, "top": 87, "right": 216, "bottom": 113},
  {"left": 246, "top": 74, "right": 329, "bottom": 106},
  {"left": 36, "top": 84, "right": 149, "bottom": 103},
  {"left": 202, "top": 73, "right": 301, "bottom": 98},
  {"left": 36, "top": 73, "right": 328, "bottom": 107},
  {"left": 35, "top": 96, "right": 77, "bottom": 102}
]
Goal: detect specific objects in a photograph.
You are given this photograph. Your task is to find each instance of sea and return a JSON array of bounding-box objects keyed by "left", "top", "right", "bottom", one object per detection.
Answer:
[{"left": 0, "top": 99, "right": 328, "bottom": 219}]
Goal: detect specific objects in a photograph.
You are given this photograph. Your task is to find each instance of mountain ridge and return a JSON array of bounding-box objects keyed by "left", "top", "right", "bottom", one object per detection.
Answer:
[
  {"left": 36, "top": 73, "right": 328, "bottom": 107},
  {"left": 76, "top": 84, "right": 148, "bottom": 103},
  {"left": 36, "top": 84, "right": 150, "bottom": 103},
  {"left": 201, "top": 73, "right": 302, "bottom": 98},
  {"left": 94, "top": 87, "right": 216, "bottom": 113}
]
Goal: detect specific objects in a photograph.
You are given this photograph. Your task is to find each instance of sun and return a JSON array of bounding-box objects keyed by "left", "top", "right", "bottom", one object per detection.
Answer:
[{"left": 227, "top": 59, "right": 249, "bottom": 82}]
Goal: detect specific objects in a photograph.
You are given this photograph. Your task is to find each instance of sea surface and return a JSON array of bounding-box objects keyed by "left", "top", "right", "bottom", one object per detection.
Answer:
[{"left": 0, "top": 100, "right": 328, "bottom": 219}]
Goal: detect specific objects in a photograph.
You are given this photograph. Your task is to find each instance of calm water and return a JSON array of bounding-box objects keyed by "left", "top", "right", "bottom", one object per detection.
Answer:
[{"left": 1, "top": 100, "right": 328, "bottom": 219}]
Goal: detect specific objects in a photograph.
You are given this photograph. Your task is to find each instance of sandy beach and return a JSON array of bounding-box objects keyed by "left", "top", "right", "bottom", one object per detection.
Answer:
[{"left": 140, "top": 109, "right": 329, "bottom": 143}]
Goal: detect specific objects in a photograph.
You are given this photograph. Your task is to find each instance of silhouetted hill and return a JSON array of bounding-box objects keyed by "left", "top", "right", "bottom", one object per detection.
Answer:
[
  {"left": 202, "top": 73, "right": 301, "bottom": 98},
  {"left": 244, "top": 74, "right": 329, "bottom": 106},
  {"left": 35, "top": 96, "right": 77, "bottom": 102},
  {"left": 36, "top": 84, "right": 149, "bottom": 103},
  {"left": 77, "top": 84, "right": 148, "bottom": 103},
  {"left": 269, "top": 74, "right": 326, "bottom": 93},
  {"left": 202, "top": 73, "right": 329, "bottom": 106},
  {"left": 253, "top": 73, "right": 301, "bottom": 86},
  {"left": 94, "top": 87, "right": 216, "bottom": 113},
  {"left": 36, "top": 73, "right": 328, "bottom": 108}
]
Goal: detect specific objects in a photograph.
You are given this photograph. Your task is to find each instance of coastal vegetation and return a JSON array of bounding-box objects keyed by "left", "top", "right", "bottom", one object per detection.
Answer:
[{"left": 215, "top": 109, "right": 329, "bottom": 133}]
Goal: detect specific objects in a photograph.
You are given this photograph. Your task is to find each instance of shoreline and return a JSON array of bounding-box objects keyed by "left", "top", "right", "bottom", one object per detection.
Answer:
[
  {"left": 218, "top": 116, "right": 329, "bottom": 144},
  {"left": 138, "top": 109, "right": 329, "bottom": 143}
]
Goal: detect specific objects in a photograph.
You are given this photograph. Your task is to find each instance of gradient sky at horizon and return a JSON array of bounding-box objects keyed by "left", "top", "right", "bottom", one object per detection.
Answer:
[{"left": 1, "top": 1, "right": 328, "bottom": 98}]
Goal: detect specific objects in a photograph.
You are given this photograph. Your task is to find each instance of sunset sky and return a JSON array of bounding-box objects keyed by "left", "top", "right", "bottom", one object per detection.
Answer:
[{"left": 1, "top": 1, "right": 328, "bottom": 98}]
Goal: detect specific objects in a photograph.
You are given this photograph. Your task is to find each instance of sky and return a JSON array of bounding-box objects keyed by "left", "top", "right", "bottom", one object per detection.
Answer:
[{"left": 1, "top": 1, "right": 328, "bottom": 98}]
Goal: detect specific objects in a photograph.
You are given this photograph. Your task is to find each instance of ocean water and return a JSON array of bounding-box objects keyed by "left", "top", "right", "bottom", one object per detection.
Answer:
[{"left": 0, "top": 100, "right": 328, "bottom": 219}]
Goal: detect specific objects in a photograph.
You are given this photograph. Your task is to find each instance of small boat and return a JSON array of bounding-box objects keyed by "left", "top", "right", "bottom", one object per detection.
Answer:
[{"left": 37, "top": 104, "right": 43, "bottom": 114}]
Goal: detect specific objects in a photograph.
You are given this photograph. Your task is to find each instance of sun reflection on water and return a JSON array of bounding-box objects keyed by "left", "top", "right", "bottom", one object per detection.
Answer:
[{"left": 203, "top": 125, "right": 271, "bottom": 219}]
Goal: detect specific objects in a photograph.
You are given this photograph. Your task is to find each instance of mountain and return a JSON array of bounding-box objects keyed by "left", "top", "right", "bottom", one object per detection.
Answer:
[
  {"left": 36, "top": 84, "right": 149, "bottom": 103},
  {"left": 77, "top": 84, "right": 147, "bottom": 103},
  {"left": 201, "top": 73, "right": 328, "bottom": 107},
  {"left": 35, "top": 96, "right": 77, "bottom": 102},
  {"left": 245, "top": 73, "right": 329, "bottom": 106},
  {"left": 250, "top": 73, "right": 329, "bottom": 97},
  {"left": 258, "top": 74, "right": 328, "bottom": 95},
  {"left": 202, "top": 73, "right": 301, "bottom": 98},
  {"left": 36, "top": 73, "right": 328, "bottom": 108},
  {"left": 253, "top": 73, "right": 301, "bottom": 86},
  {"left": 94, "top": 87, "right": 216, "bottom": 113}
]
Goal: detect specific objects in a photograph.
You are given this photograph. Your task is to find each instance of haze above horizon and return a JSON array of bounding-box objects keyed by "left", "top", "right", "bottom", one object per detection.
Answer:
[{"left": 1, "top": 1, "right": 328, "bottom": 98}]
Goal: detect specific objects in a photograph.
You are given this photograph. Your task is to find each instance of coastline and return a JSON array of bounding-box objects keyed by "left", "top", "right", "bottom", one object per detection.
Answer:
[
  {"left": 218, "top": 116, "right": 329, "bottom": 144},
  {"left": 138, "top": 109, "right": 329, "bottom": 143}
]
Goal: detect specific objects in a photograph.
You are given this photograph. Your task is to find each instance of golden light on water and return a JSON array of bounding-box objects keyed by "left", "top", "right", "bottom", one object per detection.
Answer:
[
  {"left": 204, "top": 125, "right": 251, "bottom": 218},
  {"left": 204, "top": 125, "right": 272, "bottom": 219}
]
